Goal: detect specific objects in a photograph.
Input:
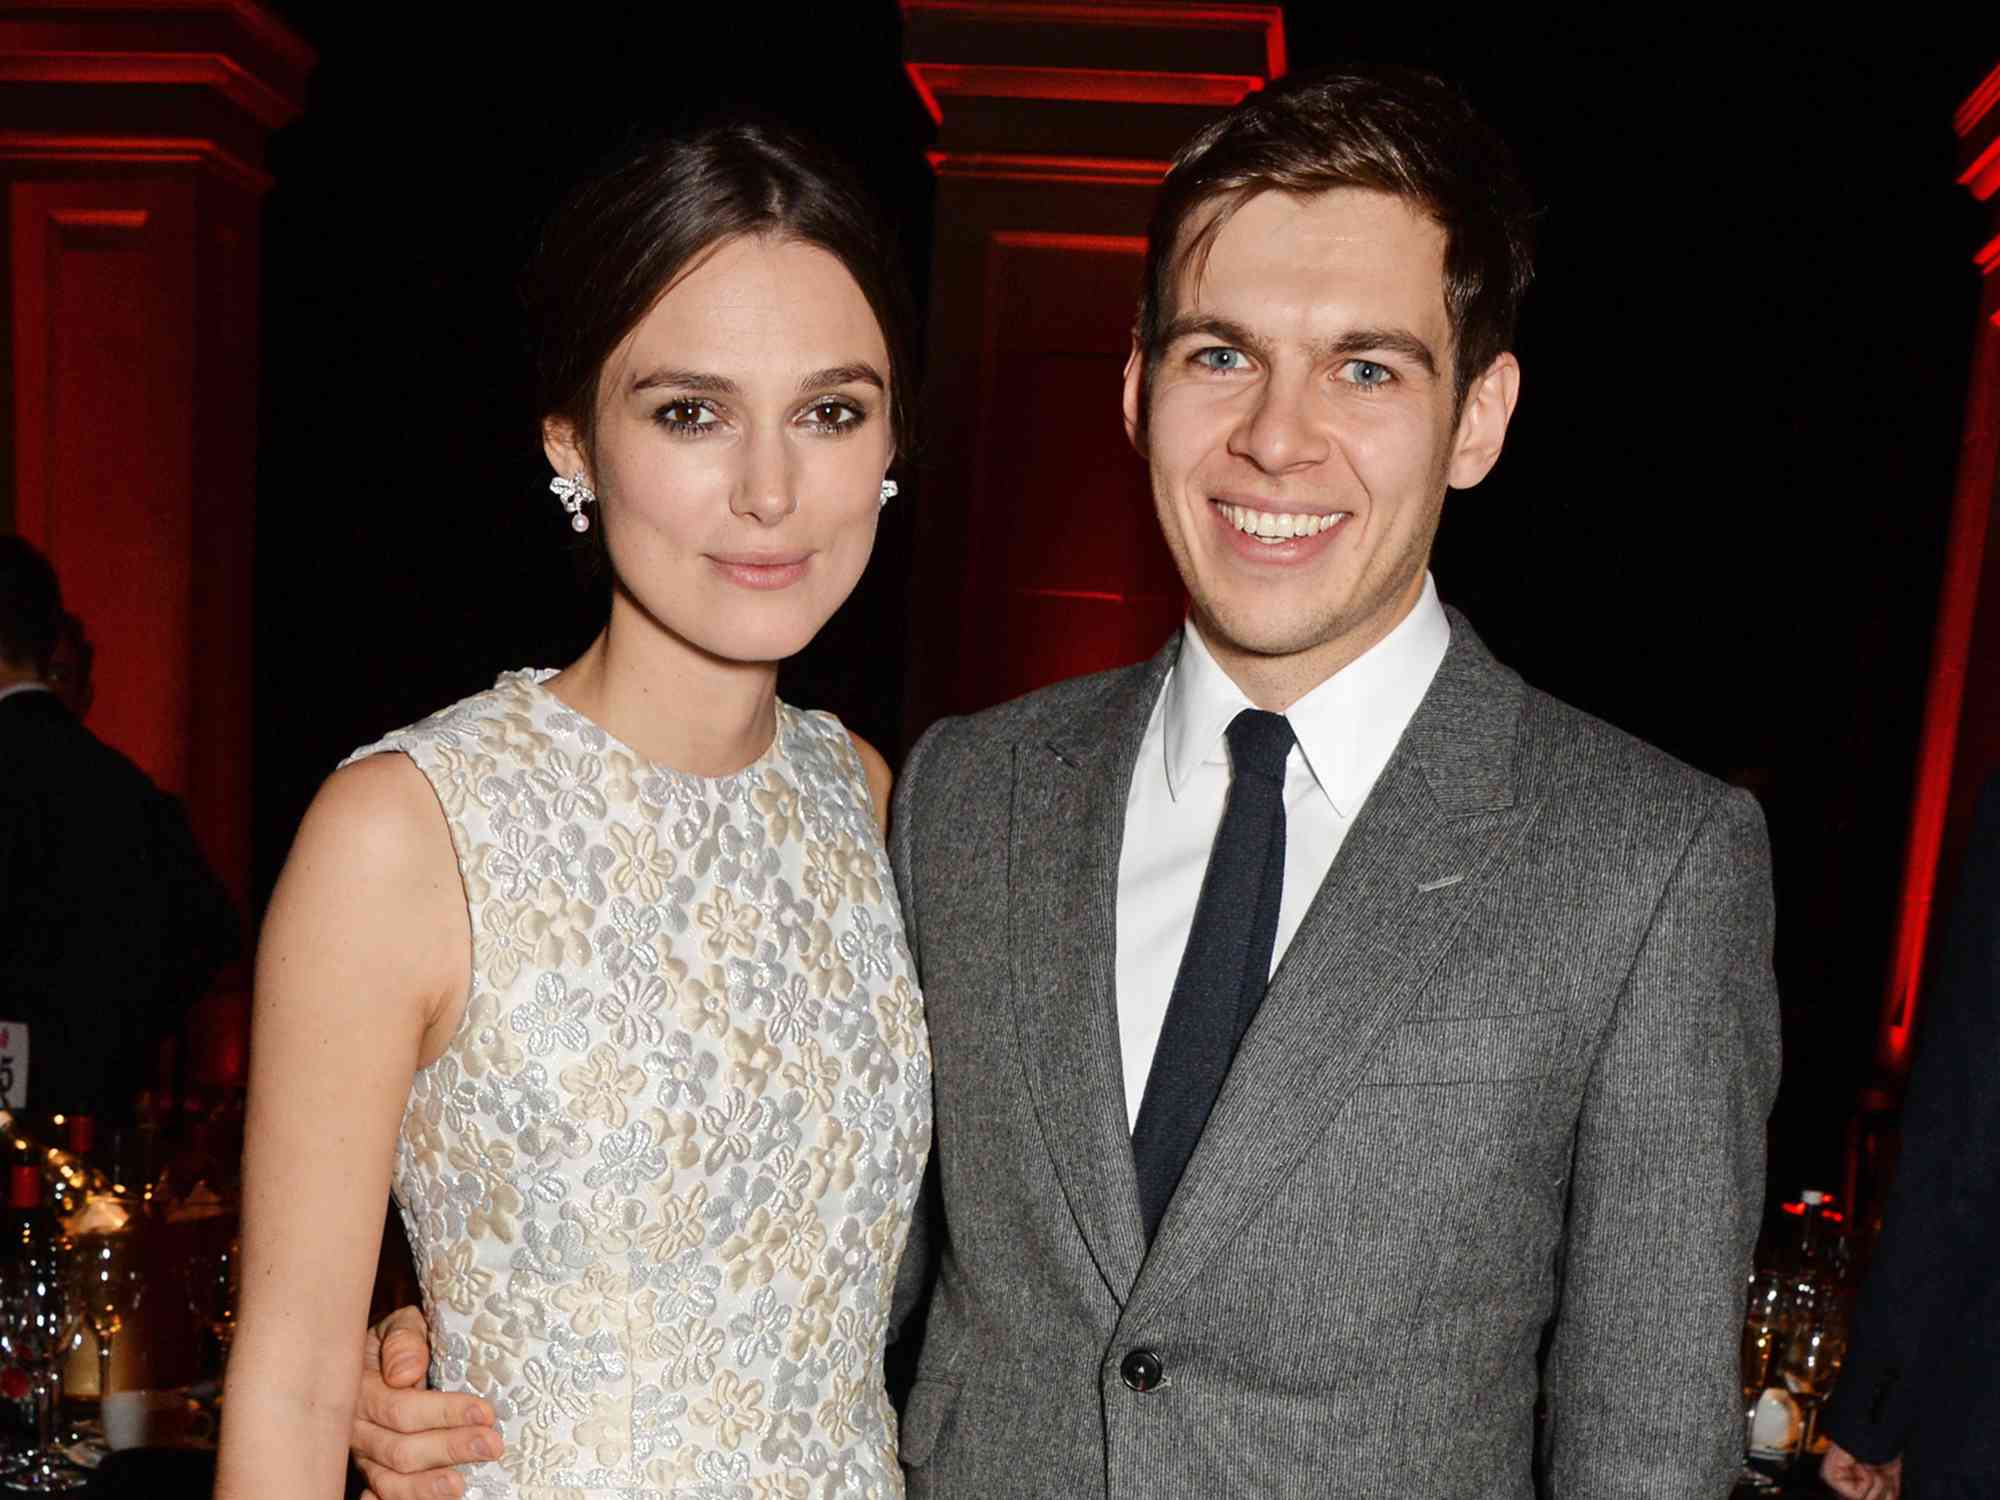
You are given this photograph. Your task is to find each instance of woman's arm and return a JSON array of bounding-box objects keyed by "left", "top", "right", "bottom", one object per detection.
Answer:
[{"left": 215, "top": 753, "right": 471, "bottom": 1500}]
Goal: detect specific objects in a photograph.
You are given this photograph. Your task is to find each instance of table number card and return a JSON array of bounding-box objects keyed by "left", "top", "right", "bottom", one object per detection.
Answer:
[{"left": 0, "top": 1023, "right": 27, "bottom": 1109}]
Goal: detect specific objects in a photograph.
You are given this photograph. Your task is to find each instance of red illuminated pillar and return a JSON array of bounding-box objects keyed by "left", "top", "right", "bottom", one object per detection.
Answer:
[
  {"left": 899, "top": 1, "right": 1284, "bottom": 731},
  {"left": 1, "top": 4, "right": 314, "bottom": 1087},
  {"left": 1874, "top": 61, "right": 2000, "bottom": 1080}
]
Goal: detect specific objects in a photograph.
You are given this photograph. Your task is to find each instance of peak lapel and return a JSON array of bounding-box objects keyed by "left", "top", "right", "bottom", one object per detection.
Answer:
[
  {"left": 1128, "top": 615, "right": 1542, "bottom": 1317},
  {"left": 1006, "top": 644, "right": 1175, "bottom": 1305}
]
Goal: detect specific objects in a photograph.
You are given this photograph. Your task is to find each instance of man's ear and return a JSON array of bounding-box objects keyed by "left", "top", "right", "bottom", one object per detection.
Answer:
[
  {"left": 1445, "top": 352, "right": 1521, "bottom": 491},
  {"left": 542, "top": 417, "right": 588, "bottom": 486},
  {"left": 1121, "top": 338, "right": 1147, "bottom": 457}
]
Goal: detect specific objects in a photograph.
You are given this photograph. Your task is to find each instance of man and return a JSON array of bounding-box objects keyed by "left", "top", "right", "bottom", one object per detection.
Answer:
[
  {"left": 0, "top": 535, "right": 239, "bottom": 1121},
  {"left": 1819, "top": 774, "right": 2000, "bottom": 1500},
  {"left": 350, "top": 66, "right": 1778, "bottom": 1498}
]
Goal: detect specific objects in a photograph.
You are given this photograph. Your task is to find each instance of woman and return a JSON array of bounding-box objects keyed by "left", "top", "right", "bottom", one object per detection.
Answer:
[{"left": 217, "top": 124, "right": 931, "bottom": 1500}]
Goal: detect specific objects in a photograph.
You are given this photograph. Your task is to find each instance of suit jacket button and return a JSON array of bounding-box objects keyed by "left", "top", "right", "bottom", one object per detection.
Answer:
[{"left": 1119, "top": 1350, "right": 1164, "bottom": 1392}]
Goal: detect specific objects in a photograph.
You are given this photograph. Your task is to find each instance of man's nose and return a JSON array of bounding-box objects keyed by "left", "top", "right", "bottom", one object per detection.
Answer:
[{"left": 1227, "top": 373, "right": 1329, "bottom": 474}]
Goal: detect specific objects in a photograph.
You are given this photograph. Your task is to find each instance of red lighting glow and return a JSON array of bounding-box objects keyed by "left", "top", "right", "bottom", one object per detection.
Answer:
[
  {"left": 899, "top": 2, "right": 1286, "bottom": 78},
  {"left": 0, "top": 49, "right": 298, "bottom": 129},
  {"left": 1879, "top": 321, "right": 1999, "bottom": 1068},
  {"left": 909, "top": 62, "right": 1264, "bottom": 109},
  {"left": 1016, "top": 587, "right": 1178, "bottom": 606},
  {"left": 925, "top": 150, "right": 1171, "bottom": 186},
  {"left": 1878, "top": 57, "right": 2000, "bottom": 1074},
  {"left": 1963, "top": 138, "right": 2000, "bottom": 203},
  {"left": 1954, "top": 61, "right": 2000, "bottom": 140},
  {"left": 0, "top": 131, "right": 270, "bottom": 192},
  {"left": 989, "top": 229, "right": 1147, "bottom": 257}
]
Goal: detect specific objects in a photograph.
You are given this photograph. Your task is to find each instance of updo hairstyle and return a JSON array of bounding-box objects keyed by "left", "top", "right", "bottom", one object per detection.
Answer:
[{"left": 523, "top": 122, "right": 919, "bottom": 467}]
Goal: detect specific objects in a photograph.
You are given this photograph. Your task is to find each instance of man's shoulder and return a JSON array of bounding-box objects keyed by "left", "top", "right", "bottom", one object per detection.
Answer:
[
  {"left": 1500, "top": 676, "right": 1770, "bottom": 882},
  {"left": 1420, "top": 614, "right": 1727, "bottom": 811},
  {"left": 906, "top": 657, "right": 1160, "bottom": 776},
  {"left": 1519, "top": 681, "right": 1721, "bottom": 799},
  {"left": 0, "top": 693, "right": 154, "bottom": 795}
]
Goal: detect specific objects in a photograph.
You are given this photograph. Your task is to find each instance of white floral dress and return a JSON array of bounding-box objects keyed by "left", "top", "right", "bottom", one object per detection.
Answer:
[{"left": 345, "top": 671, "right": 932, "bottom": 1499}]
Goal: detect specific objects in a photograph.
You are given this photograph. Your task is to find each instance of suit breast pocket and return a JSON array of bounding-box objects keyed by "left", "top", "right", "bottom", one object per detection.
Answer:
[{"left": 1364, "top": 1008, "right": 1568, "bottom": 1086}]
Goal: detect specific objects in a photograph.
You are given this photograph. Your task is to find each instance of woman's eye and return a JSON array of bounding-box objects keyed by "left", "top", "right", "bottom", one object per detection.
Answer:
[
  {"left": 657, "top": 400, "right": 718, "bottom": 432},
  {"left": 1194, "top": 347, "right": 1249, "bottom": 372},
  {"left": 1343, "top": 360, "right": 1392, "bottom": 388},
  {"left": 801, "top": 400, "right": 864, "bottom": 431}
]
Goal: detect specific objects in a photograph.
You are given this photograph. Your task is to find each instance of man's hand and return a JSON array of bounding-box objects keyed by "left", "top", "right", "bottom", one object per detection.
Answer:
[
  {"left": 351, "top": 1305, "right": 505, "bottom": 1500},
  {"left": 1820, "top": 1442, "right": 1902, "bottom": 1500}
]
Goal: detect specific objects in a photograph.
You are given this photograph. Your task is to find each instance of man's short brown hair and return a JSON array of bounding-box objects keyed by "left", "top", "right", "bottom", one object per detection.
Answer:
[{"left": 1136, "top": 65, "right": 1536, "bottom": 412}]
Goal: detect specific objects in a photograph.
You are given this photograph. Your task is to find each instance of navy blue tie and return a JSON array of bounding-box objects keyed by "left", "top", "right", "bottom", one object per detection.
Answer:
[{"left": 1132, "top": 707, "right": 1295, "bottom": 1242}]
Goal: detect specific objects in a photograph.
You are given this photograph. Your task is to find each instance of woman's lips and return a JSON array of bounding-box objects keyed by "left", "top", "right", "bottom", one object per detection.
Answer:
[{"left": 708, "top": 552, "right": 811, "bottom": 589}]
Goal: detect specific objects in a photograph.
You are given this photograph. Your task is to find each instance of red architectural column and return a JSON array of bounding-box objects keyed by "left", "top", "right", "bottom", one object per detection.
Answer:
[
  {"left": 1875, "top": 59, "right": 2000, "bottom": 1078},
  {"left": 1, "top": 2, "right": 314, "bottom": 1087},
  {"left": 900, "top": 1, "right": 1284, "bottom": 733}
]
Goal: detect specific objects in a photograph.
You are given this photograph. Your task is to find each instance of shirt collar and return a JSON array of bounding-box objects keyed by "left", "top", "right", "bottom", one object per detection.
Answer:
[
  {"left": 1161, "top": 574, "right": 1451, "bottom": 817},
  {"left": 0, "top": 681, "right": 53, "bottom": 707}
]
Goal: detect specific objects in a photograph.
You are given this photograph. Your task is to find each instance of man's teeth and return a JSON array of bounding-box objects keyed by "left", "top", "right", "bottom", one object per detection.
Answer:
[{"left": 1216, "top": 503, "right": 1349, "bottom": 542}]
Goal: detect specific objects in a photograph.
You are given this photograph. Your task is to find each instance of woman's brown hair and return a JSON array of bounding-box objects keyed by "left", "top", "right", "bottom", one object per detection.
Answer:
[{"left": 525, "top": 121, "right": 919, "bottom": 465}]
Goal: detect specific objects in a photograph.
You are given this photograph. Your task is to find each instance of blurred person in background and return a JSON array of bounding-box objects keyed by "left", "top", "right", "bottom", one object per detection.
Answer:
[
  {"left": 0, "top": 533, "right": 239, "bottom": 1123},
  {"left": 44, "top": 610, "right": 95, "bottom": 720},
  {"left": 1820, "top": 773, "right": 2000, "bottom": 1500}
]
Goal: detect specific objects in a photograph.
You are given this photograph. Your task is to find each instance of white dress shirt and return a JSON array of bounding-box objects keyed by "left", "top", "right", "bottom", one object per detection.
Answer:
[{"left": 1114, "top": 575, "right": 1451, "bottom": 1128}]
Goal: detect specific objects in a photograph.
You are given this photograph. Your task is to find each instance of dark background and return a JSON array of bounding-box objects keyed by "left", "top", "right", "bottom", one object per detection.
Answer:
[{"left": 249, "top": 4, "right": 1996, "bottom": 1197}]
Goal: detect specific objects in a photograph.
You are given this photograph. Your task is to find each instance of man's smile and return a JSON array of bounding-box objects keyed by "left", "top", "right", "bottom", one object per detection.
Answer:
[{"left": 1212, "top": 500, "right": 1350, "bottom": 541}]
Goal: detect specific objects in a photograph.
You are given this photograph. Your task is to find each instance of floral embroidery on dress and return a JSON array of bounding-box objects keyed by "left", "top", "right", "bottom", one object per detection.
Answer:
[{"left": 343, "top": 671, "right": 928, "bottom": 1499}]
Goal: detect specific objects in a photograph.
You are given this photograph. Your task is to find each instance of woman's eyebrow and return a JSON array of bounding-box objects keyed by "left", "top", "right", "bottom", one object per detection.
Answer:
[
  {"left": 629, "top": 365, "right": 885, "bottom": 395},
  {"left": 798, "top": 363, "right": 885, "bottom": 393},
  {"left": 632, "top": 367, "right": 738, "bottom": 395}
]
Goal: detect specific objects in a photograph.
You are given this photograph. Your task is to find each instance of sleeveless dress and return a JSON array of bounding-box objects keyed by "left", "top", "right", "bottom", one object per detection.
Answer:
[{"left": 344, "top": 671, "right": 932, "bottom": 1500}]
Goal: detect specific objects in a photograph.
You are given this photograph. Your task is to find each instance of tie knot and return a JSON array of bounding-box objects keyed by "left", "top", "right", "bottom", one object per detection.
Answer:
[{"left": 1226, "top": 708, "right": 1295, "bottom": 783}]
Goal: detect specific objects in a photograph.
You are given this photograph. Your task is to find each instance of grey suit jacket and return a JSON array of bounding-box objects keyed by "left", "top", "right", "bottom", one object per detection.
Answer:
[{"left": 886, "top": 613, "right": 1780, "bottom": 1499}]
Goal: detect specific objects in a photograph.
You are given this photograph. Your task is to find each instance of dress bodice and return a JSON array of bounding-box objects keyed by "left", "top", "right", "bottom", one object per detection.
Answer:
[{"left": 345, "top": 672, "right": 931, "bottom": 1499}]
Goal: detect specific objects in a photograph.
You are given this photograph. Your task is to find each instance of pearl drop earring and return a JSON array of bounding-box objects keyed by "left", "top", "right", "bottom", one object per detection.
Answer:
[{"left": 550, "top": 472, "right": 596, "bottom": 533}]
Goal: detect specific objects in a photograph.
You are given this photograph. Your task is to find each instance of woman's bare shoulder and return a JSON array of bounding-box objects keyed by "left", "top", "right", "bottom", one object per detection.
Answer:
[{"left": 844, "top": 730, "right": 894, "bottom": 836}]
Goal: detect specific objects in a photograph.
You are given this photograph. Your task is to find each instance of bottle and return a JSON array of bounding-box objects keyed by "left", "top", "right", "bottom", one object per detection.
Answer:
[
  {"left": 0, "top": 1165, "right": 47, "bottom": 1446},
  {"left": 1796, "top": 1189, "right": 1830, "bottom": 1278},
  {"left": 1772, "top": 1187, "right": 1846, "bottom": 1294},
  {"left": 4, "top": 1162, "right": 61, "bottom": 1260}
]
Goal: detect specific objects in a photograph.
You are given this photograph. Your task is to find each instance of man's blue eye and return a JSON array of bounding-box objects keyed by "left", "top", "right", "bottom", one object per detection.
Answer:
[
  {"left": 1197, "top": 348, "right": 1247, "bottom": 371},
  {"left": 1348, "top": 361, "right": 1390, "bottom": 386}
]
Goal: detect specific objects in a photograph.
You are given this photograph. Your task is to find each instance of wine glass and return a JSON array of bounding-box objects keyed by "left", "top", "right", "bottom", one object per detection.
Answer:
[
  {"left": 0, "top": 1251, "right": 90, "bottom": 1492},
  {"left": 1738, "top": 1270, "right": 1789, "bottom": 1492},
  {"left": 1776, "top": 1282, "right": 1848, "bottom": 1457},
  {"left": 75, "top": 1233, "right": 145, "bottom": 1407},
  {"left": 184, "top": 1233, "right": 241, "bottom": 1381}
]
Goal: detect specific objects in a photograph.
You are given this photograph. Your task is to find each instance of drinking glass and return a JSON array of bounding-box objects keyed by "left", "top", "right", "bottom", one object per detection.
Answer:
[
  {"left": 75, "top": 1234, "right": 145, "bottom": 1405},
  {"left": 184, "top": 1234, "right": 241, "bottom": 1380},
  {"left": 1739, "top": 1270, "right": 1789, "bottom": 1492},
  {"left": 1776, "top": 1283, "right": 1848, "bottom": 1457},
  {"left": 0, "top": 1253, "right": 89, "bottom": 1492}
]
